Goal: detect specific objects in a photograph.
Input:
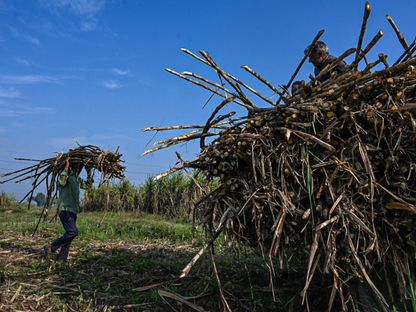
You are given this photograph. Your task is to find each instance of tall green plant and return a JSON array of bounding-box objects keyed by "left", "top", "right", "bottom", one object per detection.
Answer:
[
  {"left": 83, "top": 180, "right": 139, "bottom": 212},
  {"left": 0, "top": 192, "right": 17, "bottom": 209},
  {"left": 82, "top": 172, "right": 216, "bottom": 220}
]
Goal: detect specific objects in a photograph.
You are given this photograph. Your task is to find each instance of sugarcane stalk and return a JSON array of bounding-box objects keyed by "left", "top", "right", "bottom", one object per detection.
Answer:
[
  {"left": 393, "top": 39, "right": 416, "bottom": 65},
  {"left": 401, "top": 42, "right": 416, "bottom": 63},
  {"left": 153, "top": 130, "right": 222, "bottom": 147},
  {"left": 181, "top": 48, "right": 274, "bottom": 106},
  {"left": 18, "top": 175, "right": 48, "bottom": 204},
  {"left": 362, "top": 59, "right": 382, "bottom": 74},
  {"left": 386, "top": 15, "right": 410, "bottom": 52},
  {"left": 200, "top": 51, "right": 257, "bottom": 109},
  {"left": 0, "top": 164, "right": 48, "bottom": 184},
  {"left": 241, "top": 65, "right": 287, "bottom": 102},
  {"left": 378, "top": 53, "right": 389, "bottom": 68},
  {"left": 231, "top": 75, "right": 276, "bottom": 106},
  {"left": 143, "top": 124, "right": 228, "bottom": 132},
  {"left": 165, "top": 68, "right": 250, "bottom": 109},
  {"left": 143, "top": 132, "right": 220, "bottom": 156},
  {"left": 200, "top": 97, "right": 235, "bottom": 149},
  {"left": 183, "top": 71, "right": 242, "bottom": 100},
  {"left": 181, "top": 48, "right": 210, "bottom": 66},
  {"left": 354, "top": 1, "right": 371, "bottom": 66},
  {"left": 0, "top": 162, "right": 48, "bottom": 180},
  {"left": 351, "top": 30, "right": 384, "bottom": 68}
]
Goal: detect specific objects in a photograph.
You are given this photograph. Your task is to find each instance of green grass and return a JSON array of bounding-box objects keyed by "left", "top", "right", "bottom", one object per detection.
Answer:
[
  {"left": 0, "top": 206, "right": 283, "bottom": 310},
  {"left": 0, "top": 206, "right": 204, "bottom": 243},
  {"left": 77, "top": 212, "right": 201, "bottom": 241},
  {"left": 0, "top": 207, "right": 206, "bottom": 309}
]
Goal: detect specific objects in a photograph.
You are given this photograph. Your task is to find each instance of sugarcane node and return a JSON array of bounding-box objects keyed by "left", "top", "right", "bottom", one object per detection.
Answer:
[{"left": 326, "top": 111, "right": 335, "bottom": 118}]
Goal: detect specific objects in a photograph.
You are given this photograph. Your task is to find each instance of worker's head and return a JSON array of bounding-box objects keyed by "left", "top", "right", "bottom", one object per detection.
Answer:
[
  {"left": 306, "top": 41, "right": 329, "bottom": 67},
  {"left": 291, "top": 80, "right": 303, "bottom": 95}
]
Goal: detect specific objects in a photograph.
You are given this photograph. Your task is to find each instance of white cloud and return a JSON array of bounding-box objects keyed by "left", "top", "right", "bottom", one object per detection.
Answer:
[
  {"left": 102, "top": 80, "right": 122, "bottom": 89},
  {"left": 112, "top": 68, "right": 130, "bottom": 76},
  {"left": 0, "top": 102, "right": 54, "bottom": 117},
  {"left": 80, "top": 19, "right": 97, "bottom": 32},
  {"left": 15, "top": 58, "right": 31, "bottom": 66},
  {"left": 21, "top": 34, "right": 40, "bottom": 46},
  {"left": 41, "top": 0, "right": 106, "bottom": 32},
  {"left": 0, "top": 87, "right": 21, "bottom": 99},
  {"left": 43, "top": 0, "right": 105, "bottom": 16},
  {"left": 0, "top": 75, "right": 59, "bottom": 84},
  {"left": 9, "top": 27, "right": 41, "bottom": 46}
]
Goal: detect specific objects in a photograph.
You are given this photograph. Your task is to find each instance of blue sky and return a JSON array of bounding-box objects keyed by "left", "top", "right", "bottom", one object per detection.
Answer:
[{"left": 0, "top": 0, "right": 415, "bottom": 197}]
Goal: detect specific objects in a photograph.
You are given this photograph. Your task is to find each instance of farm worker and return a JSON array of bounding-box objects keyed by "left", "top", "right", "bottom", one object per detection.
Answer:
[
  {"left": 305, "top": 41, "right": 349, "bottom": 82},
  {"left": 44, "top": 158, "right": 83, "bottom": 261},
  {"left": 291, "top": 80, "right": 305, "bottom": 96}
]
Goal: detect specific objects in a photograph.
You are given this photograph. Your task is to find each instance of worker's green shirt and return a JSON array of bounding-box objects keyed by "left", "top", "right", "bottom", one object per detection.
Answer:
[{"left": 58, "top": 171, "right": 80, "bottom": 214}]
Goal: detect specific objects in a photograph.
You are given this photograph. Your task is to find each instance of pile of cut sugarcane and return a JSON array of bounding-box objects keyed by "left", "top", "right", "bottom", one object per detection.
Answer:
[
  {"left": 144, "top": 2, "right": 415, "bottom": 311},
  {"left": 0, "top": 145, "right": 125, "bottom": 232}
]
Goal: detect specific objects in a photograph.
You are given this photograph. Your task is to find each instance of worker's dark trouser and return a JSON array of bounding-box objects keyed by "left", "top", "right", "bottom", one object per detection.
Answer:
[{"left": 51, "top": 210, "right": 78, "bottom": 261}]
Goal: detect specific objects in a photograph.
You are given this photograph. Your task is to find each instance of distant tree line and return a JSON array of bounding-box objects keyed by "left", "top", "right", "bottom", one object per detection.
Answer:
[
  {"left": 0, "top": 173, "right": 215, "bottom": 220},
  {"left": 82, "top": 173, "right": 216, "bottom": 219}
]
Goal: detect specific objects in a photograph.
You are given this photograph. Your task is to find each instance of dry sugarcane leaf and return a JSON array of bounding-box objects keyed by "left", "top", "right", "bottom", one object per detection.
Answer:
[{"left": 158, "top": 289, "right": 208, "bottom": 312}]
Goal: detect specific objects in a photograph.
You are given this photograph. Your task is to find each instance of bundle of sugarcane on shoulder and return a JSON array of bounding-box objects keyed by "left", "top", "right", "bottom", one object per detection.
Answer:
[
  {"left": 144, "top": 3, "right": 415, "bottom": 311},
  {"left": 0, "top": 145, "right": 125, "bottom": 234}
]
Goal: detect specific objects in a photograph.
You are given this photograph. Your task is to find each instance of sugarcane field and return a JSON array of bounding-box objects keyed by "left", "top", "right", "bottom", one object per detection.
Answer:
[{"left": 0, "top": 1, "right": 415, "bottom": 312}]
